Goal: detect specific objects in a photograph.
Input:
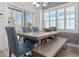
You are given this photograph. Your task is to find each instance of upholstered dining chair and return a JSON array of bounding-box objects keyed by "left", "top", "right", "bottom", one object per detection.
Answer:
[
  {"left": 32, "top": 27, "right": 49, "bottom": 45},
  {"left": 18, "top": 27, "right": 32, "bottom": 41},
  {"left": 32, "top": 27, "right": 39, "bottom": 32},
  {"left": 23, "top": 27, "right": 38, "bottom": 45},
  {"left": 23, "top": 27, "right": 32, "bottom": 32},
  {"left": 50, "top": 27, "right": 56, "bottom": 31},
  {"left": 5, "top": 27, "right": 35, "bottom": 57}
]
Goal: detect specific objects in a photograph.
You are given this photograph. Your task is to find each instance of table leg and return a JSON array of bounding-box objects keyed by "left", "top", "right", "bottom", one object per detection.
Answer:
[{"left": 38, "top": 40, "right": 41, "bottom": 46}]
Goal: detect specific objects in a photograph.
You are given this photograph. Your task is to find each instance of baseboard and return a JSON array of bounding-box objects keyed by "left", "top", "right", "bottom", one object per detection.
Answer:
[{"left": 67, "top": 43, "right": 79, "bottom": 49}]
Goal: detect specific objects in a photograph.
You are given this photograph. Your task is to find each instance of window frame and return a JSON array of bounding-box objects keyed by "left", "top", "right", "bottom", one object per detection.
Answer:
[
  {"left": 43, "top": 3, "right": 76, "bottom": 32},
  {"left": 24, "top": 11, "right": 33, "bottom": 27},
  {"left": 8, "top": 7, "right": 23, "bottom": 32},
  {"left": 66, "top": 6, "right": 75, "bottom": 31},
  {"left": 8, "top": 4, "right": 34, "bottom": 32}
]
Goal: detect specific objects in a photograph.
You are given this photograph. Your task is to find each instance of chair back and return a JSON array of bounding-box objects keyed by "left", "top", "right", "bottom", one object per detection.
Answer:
[
  {"left": 5, "top": 27, "right": 19, "bottom": 56},
  {"left": 23, "top": 27, "right": 32, "bottom": 32},
  {"left": 32, "top": 27, "right": 39, "bottom": 32}
]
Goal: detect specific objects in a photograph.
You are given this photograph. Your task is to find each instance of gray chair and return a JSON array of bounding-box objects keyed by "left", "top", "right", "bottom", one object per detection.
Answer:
[
  {"left": 23, "top": 27, "right": 32, "bottom": 32},
  {"left": 50, "top": 27, "right": 56, "bottom": 31},
  {"left": 23, "top": 27, "right": 38, "bottom": 45},
  {"left": 32, "top": 27, "right": 47, "bottom": 45},
  {"left": 32, "top": 27, "right": 39, "bottom": 32},
  {"left": 5, "top": 27, "right": 35, "bottom": 57}
]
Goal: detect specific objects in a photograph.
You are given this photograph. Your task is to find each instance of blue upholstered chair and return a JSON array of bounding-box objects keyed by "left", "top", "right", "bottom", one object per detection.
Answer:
[
  {"left": 32, "top": 27, "right": 39, "bottom": 32},
  {"left": 23, "top": 27, "right": 38, "bottom": 45},
  {"left": 50, "top": 27, "right": 56, "bottom": 31},
  {"left": 5, "top": 27, "right": 35, "bottom": 57},
  {"left": 23, "top": 27, "right": 32, "bottom": 32}
]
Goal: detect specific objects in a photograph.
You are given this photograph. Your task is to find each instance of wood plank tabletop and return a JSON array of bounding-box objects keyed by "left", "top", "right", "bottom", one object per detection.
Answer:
[{"left": 17, "top": 31, "right": 60, "bottom": 40}]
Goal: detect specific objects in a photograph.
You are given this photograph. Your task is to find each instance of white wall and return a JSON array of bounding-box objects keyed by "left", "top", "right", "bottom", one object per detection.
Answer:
[
  {"left": 1, "top": 2, "right": 79, "bottom": 51},
  {"left": 7, "top": 2, "right": 36, "bottom": 27},
  {"left": 0, "top": 2, "right": 37, "bottom": 51},
  {"left": 43, "top": 2, "right": 67, "bottom": 9},
  {"left": 34, "top": 9, "right": 40, "bottom": 27},
  {"left": 43, "top": 3, "right": 79, "bottom": 32},
  {"left": 8, "top": 2, "right": 35, "bottom": 12},
  {"left": 34, "top": 7, "right": 44, "bottom": 30},
  {"left": 0, "top": 2, "right": 8, "bottom": 51}
]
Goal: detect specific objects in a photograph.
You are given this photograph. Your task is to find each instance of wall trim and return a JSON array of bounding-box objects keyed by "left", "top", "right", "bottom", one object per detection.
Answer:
[
  {"left": 67, "top": 43, "right": 79, "bottom": 49},
  {"left": 44, "top": 2, "right": 75, "bottom": 12}
]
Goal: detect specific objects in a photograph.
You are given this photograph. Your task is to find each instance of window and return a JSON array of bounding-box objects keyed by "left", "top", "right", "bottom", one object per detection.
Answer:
[
  {"left": 13, "top": 10, "right": 22, "bottom": 30},
  {"left": 8, "top": 8, "right": 23, "bottom": 32},
  {"left": 43, "top": 12, "right": 50, "bottom": 28},
  {"left": 24, "top": 11, "right": 33, "bottom": 27},
  {"left": 50, "top": 11, "right": 56, "bottom": 27},
  {"left": 8, "top": 5, "right": 33, "bottom": 32},
  {"left": 43, "top": 11, "right": 56, "bottom": 28},
  {"left": 66, "top": 7, "right": 75, "bottom": 30},
  {"left": 57, "top": 9, "right": 64, "bottom": 30},
  {"left": 43, "top": 5, "right": 75, "bottom": 32}
]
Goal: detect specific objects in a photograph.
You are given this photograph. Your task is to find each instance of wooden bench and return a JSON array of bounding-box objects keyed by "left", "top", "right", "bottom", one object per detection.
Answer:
[{"left": 32, "top": 37, "right": 68, "bottom": 57}]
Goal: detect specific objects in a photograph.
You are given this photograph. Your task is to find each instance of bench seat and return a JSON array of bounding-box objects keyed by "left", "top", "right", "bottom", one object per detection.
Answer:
[{"left": 32, "top": 37, "right": 68, "bottom": 57}]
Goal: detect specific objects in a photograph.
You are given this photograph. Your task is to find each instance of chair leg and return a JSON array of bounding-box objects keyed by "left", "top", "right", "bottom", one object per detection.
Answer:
[
  {"left": 9, "top": 51, "right": 11, "bottom": 57},
  {"left": 23, "top": 39, "right": 26, "bottom": 42},
  {"left": 24, "top": 54, "right": 27, "bottom": 56},
  {"left": 24, "top": 54, "right": 32, "bottom": 57},
  {"left": 44, "top": 40, "right": 47, "bottom": 44},
  {"left": 41, "top": 39, "right": 47, "bottom": 45},
  {"left": 41, "top": 40, "right": 44, "bottom": 45}
]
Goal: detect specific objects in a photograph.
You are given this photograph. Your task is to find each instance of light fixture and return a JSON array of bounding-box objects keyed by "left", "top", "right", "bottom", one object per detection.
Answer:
[
  {"left": 43, "top": 2, "right": 48, "bottom": 7},
  {"left": 33, "top": 2, "right": 40, "bottom": 7},
  {"left": 33, "top": 2, "right": 48, "bottom": 8}
]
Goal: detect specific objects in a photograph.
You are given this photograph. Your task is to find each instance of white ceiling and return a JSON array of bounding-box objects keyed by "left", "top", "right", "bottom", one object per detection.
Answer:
[
  {"left": 43, "top": 2, "right": 67, "bottom": 9},
  {"left": 8, "top": 2, "right": 67, "bottom": 10}
]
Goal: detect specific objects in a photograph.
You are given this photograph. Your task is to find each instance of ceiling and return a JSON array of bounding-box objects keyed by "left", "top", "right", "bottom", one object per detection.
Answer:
[{"left": 43, "top": 2, "right": 67, "bottom": 9}]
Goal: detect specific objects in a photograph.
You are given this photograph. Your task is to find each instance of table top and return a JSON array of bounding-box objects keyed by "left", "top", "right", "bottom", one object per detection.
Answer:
[{"left": 17, "top": 31, "right": 60, "bottom": 40}]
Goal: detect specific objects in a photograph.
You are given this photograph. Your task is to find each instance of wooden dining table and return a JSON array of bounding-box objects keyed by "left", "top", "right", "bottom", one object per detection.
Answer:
[
  {"left": 17, "top": 31, "right": 68, "bottom": 57},
  {"left": 17, "top": 31, "right": 60, "bottom": 41}
]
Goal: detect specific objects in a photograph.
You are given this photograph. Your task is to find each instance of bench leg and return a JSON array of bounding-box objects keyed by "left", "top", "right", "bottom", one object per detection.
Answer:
[{"left": 63, "top": 42, "right": 67, "bottom": 50}]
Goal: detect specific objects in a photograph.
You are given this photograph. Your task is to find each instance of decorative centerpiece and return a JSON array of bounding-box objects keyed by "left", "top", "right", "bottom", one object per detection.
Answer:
[{"left": 43, "top": 28, "right": 52, "bottom": 32}]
